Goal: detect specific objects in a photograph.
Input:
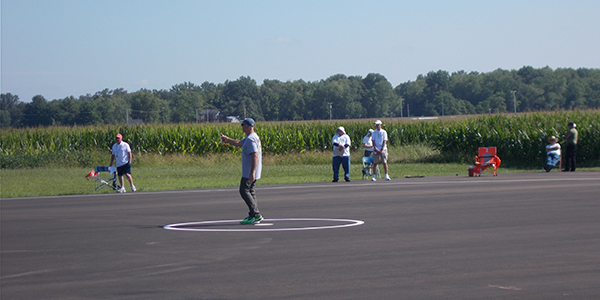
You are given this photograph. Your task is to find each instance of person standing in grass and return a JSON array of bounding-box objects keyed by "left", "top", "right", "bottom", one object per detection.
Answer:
[
  {"left": 110, "top": 133, "right": 136, "bottom": 193},
  {"left": 371, "top": 120, "right": 391, "bottom": 181},
  {"left": 332, "top": 126, "right": 351, "bottom": 182},
  {"left": 362, "top": 129, "right": 374, "bottom": 157},
  {"left": 220, "top": 118, "right": 263, "bottom": 224},
  {"left": 563, "top": 121, "right": 578, "bottom": 172}
]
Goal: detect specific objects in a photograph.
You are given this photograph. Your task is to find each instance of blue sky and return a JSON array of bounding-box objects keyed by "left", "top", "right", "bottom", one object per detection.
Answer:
[{"left": 2, "top": 0, "right": 599, "bottom": 102}]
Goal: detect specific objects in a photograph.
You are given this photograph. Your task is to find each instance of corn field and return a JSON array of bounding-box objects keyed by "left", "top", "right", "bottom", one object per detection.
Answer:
[{"left": 1, "top": 110, "right": 599, "bottom": 168}]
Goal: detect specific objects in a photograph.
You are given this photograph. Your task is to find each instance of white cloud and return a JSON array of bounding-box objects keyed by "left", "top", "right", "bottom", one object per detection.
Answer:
[
  {"left": 135, "top": 79, "right": 149, "bottom": 86},
  {"left": 271, "top": 36, "right": 293, "bottom": 44}
]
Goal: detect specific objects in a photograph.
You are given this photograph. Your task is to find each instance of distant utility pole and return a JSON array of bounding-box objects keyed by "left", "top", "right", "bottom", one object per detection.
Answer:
[
  {"left": 126, "top": 109, "right": 129, "bottom": 125},
  {"left": 442, "top": 99, "right": 444, "bottom": 116},
  {"left": 400, "top": 98, "right": 403, "bottom": 118},
  {"left": 328, "top": 102, "right": 333, "bottom": 120},
  {"left": 511, "top": 90, "right": 517, "bottom": 113}
]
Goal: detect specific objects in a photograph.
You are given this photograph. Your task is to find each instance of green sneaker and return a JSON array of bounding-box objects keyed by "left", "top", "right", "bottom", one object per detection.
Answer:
[
  {"left": 240, "top": 215, "right": 263, "bottom": 225},
  {"left": 253, "top": 215, "right": 264, "bottom": 224}
]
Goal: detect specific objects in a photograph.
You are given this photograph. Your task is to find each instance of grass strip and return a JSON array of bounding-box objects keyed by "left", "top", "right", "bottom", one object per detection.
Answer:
[{"left": 2, "top": 145, "right": 597, "bottom": 198}]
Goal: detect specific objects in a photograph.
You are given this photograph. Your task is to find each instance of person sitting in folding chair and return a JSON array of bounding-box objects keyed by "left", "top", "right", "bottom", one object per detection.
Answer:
[
  {"left": 362, "top": 155, "right": 380, "bottom": 179},
  {"left": 544, "top": 136, "right": 561, "bottom": 172},
  {"left": 110, "top": 133, "right": 136, "bottom": 193}
]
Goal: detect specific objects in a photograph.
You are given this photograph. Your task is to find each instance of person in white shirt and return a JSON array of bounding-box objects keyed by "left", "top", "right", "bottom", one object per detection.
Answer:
[
  {"left": 362, "top": 129, "right": 374, "bottom": 157},
  {"left": 221, "top": 118, "right": 264, "bottom": 225},
  {"left": 371, "top": 120, "right": 391, "bottom": 181},
  {"left": 332, "top": 126, "right": 351, "bottom": 182},
  {"left": 110, "top": 133, "right": 136, "bottom": 193},
  {"left": 544, "top": 136, "right": 561, "bottom": 172}
]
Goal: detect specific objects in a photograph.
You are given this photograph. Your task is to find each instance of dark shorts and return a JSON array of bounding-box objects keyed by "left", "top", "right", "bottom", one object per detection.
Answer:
[{"left": 116, "top": 163, "right": 131, "bottom": 176}]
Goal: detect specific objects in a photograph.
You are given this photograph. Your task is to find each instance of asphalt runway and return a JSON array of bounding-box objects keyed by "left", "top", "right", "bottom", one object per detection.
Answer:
[{"left": 2, "top": 172, "right": 600, "bottom": 300}]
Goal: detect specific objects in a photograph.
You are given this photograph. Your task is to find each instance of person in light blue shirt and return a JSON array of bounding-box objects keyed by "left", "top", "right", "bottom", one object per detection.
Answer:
[{"left": 221, "top": 118, "right": 263, "bottom": 224}]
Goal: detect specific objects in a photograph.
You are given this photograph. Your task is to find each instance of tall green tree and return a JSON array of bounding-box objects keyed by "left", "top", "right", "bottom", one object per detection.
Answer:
[
  {"left": 167, "top": 82, "right": 205, "bottom": 123},
  {"left": 53, "top": 96, "right": 80, "bottom": 125},
  {"left": 258, "top": 79, "right": 283, "bottom": 121},
  {"left": 449, "top": 71, "right": 484, "bottom": 106},
  {"left": 395, "top": 75, "right": 425, "bottom": 117},
  {"left": 0, "top": 93, "right": 24, "bottom": 127},
  {"left": 23, "top": 95, "right": 55, "bottom": 126},
  {"left": 220, "top": 76, "right": 263, "bottom": 120},
  {"left": 362, "top": 73, "right": 398, "bottom": 118},
  {"left": 129, "top": 90, "right": 167, "bottom": 123}
]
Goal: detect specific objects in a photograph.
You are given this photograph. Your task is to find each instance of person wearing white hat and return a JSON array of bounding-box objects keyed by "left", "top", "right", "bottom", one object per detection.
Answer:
[
  {"left": 544, "top": 136, "right": 561, "bottom": 172},
  {"left": 371, "top": 120, "right": 391, "bottom": 181},
  {"left": 332, "top": 126, "right": 351, "bottom": 182}
]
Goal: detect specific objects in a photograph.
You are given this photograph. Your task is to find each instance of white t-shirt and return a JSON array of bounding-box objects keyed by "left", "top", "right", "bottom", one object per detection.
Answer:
[
  {"left": 362, "top": 135, "right": 373, "bottom": 151},
  {"left": 112, "top": 142, "right": 131, "bottom": 167},
  {"left": 546, "top": 143, "right": 561, "bottom": 156},
  {"left": 371, "top": 129, "right": 388, "bottom": 151},
  {"left": 241, "top": 132, "right": 262, "bottom": 180},
  {"left": 332, "top": 134, "right": 351, "bottom": 157}
]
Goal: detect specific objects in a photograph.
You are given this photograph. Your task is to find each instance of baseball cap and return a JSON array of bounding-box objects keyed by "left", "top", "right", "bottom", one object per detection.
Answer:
[
  {"left": 337, "top": 126, "right": 345, "bottom": 134},
  {"left": 368, "top": 129, "right": 374, "bottom": 133},
  {"left": 374, "top": 120, "right": 382, "bottom": 125},
  {"left": 116, "top": 133, "right": 123, "bottom": 139},
  {"left": 241, "top": 118, "right": 255, "bottom": 127},
  {"left": 568, "top": 122, "right": 576, "bottom": 127}
]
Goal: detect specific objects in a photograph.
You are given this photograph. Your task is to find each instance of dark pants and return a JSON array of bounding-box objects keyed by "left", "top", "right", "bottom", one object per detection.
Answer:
[
  {"left": 564, "top": 144, "right": 577, "bottom": 171},
  {"left": 332, "top": 156, "right": 350, "bottom": 181},
  {"left": 239, "top": 178, "right": 260, "bottom": 217}
]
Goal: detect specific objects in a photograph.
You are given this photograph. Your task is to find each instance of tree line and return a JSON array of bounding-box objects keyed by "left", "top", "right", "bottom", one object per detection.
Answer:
[{"left": 2, "top": 66, "right": 599, "bottom": 128}]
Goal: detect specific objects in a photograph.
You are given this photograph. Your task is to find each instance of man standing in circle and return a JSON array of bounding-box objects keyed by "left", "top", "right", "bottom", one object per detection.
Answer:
[
  {"left": 332, "top": 126, "right": 351, "bottom": 182},
  {"left": 110, "top": 133, "right": 136, "bottom": 193},
  {"left": 563, "top": 121, "right": 578, "bottom": 172},
  {"left": 221, "top": 118, "right": 264, "bottom": 224},
  {"left": 371, "top": 120, "right": 391, "bottom": 181}
]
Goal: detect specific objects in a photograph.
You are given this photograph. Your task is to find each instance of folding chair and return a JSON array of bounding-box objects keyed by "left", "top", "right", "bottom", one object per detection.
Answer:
[
  {"left": 362, "top": 156, "right": 381, "bottom": 179},
  {"left": 473, "top": 147, "right": 501, "bottom": 176},
  {"left": 85, "top": 166, "right": 120, "bottom": 191}
]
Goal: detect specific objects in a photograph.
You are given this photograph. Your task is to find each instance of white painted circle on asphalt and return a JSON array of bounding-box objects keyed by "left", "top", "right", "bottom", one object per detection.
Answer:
[{"left": 163, "top": 218, "right": 364, "bottom": 232}]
